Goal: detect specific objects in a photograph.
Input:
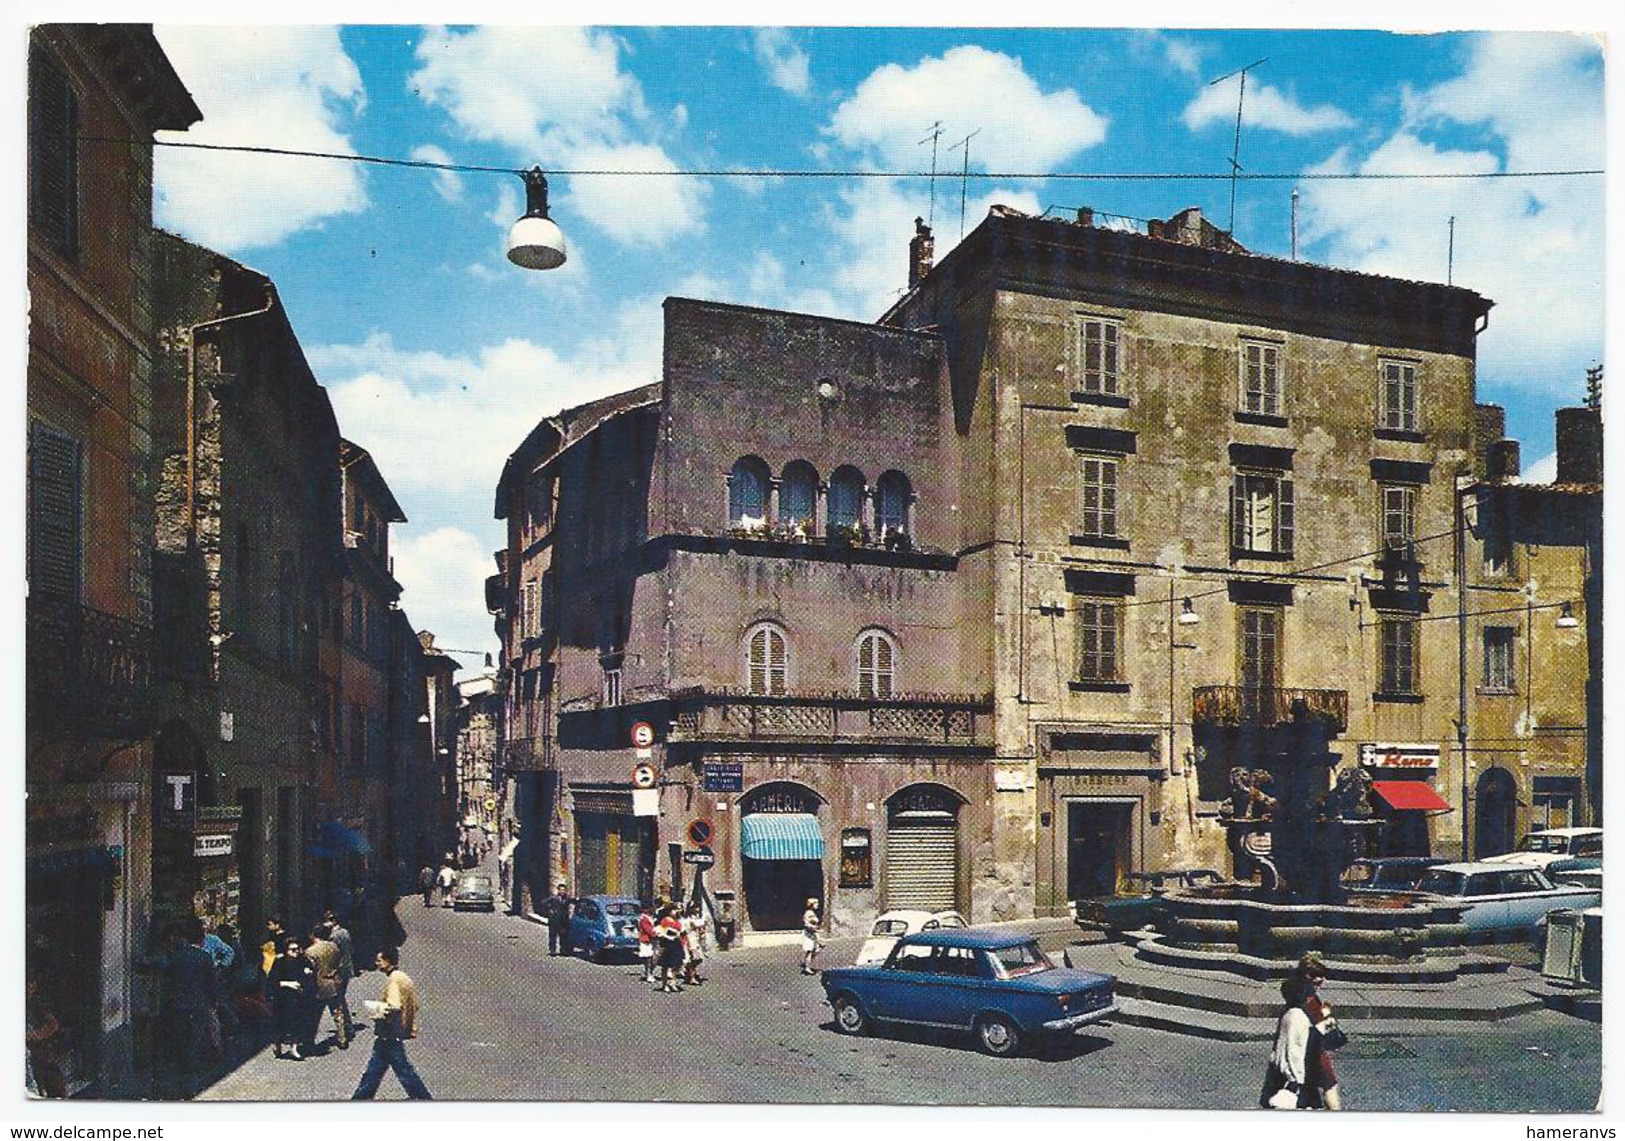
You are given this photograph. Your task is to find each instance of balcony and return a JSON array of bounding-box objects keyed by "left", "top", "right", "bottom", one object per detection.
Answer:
[
  {"left": 26, "top": 595, "right": 154, "bottom": 738},
  {"left": 665, "top": 688, "right": 993, "bottom": 748},
  {"left": 1191, "top": 686, "right": 1348, "bottom": 733},
  {"left": 499, "top": 734, "right": 554, "bottom": 772}
]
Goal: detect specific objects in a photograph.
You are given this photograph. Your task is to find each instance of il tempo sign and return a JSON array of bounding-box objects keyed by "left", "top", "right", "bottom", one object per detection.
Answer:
[{"left": 1359, "top": 743, "right": 1441, "bottom": 772}]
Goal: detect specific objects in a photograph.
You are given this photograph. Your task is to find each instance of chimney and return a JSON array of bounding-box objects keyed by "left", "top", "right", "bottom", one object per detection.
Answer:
[
  {"left": 1472, "top": 403, "right": 1507, "bottom": 480},
  {"left": 908, "top": 217, "right": 935, "bottom": 290},
  {"left": 1555, "top": 406, "right": 1603, "bottom": 485},
  {"left": 1486, "top": 439, "right": 1521, "bottom": 484},
  {"left": 1076, "top": 207, "right": 1094, "bottom": 227}
]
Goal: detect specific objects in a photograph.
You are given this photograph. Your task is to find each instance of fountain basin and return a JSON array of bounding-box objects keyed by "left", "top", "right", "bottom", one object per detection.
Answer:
[{"left": 1155, "top": 888, "right": 1468, "bottom": 964}]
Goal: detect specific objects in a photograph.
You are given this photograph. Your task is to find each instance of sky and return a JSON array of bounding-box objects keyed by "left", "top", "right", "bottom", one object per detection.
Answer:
[{"left": 134, "top": 20, "right": 1608, "bottom": 677}]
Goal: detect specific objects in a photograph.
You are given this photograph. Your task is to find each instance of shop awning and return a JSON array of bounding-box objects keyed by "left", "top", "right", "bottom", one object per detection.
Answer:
[
  {"left": 741, "top": 813, "right": 825, "bottom": 861},
  {"left": 310, "top": 820, "right": 373, "bottom": 859},
  {"left": 1370, "top": 781, "right": 1453, "bottom": 813}
]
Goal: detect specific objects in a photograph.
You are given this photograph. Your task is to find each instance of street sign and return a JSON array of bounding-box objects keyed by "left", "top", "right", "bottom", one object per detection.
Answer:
[
  {"left": 631, "top": 721, "right": 655, "bottom": 749},
  {"left": 702, "top": 762, "right": 744, "bottom": 793},
  {"left": 484, "top": 797, "right": 497, "bottom": 812},
  {"left": 632, "top": 788, "right": 661, "bottom": 817},
  {"left": 682, "top": 848, "right": 715, "bottom": 867},
  {"left": 158, "top": 771, "right": 196, "bottom": 830},
  {"left": 687, "top": 819, "right": 714, "bottom": 847},
  {"left": 632, "top": 762, "right": 658, "bottom": 789}
]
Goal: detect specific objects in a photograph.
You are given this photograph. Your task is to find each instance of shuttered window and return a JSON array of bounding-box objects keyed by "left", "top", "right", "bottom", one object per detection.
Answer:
[
  {"left": 1242, "top": 341, "right": 1281, "bottom": 416},
  {"left": 746, "top": 625, "right": 787, "bottom": 695},
  {"left": 1380, "top": 360, "right": 1420, "bottom": 432},
  {"left": 1380, "top": 483, "right": 1417, "bottom": 552},
  {"left": 857, "top": 630, "right": 897, "bottom": 698},
  {"left": 27, "top": 423, "right": 82, "bottom": 599},
  {"left": 1231, "top": 470, "right": 1294, "bottom": 555},
  {"left": 29, "top": 45, "right": 80, "bottom": 259},
  {"left": 1380, "top": 617, "right": 1419, "bottom": 695},
  {"left": 1076, "top": 598, "right": 1121, "bottom": 682}
]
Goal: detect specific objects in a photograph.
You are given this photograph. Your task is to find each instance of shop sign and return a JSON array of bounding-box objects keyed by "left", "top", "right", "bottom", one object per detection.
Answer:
[
  {"left": 194, "top": 832, "right": 234, "bottom": 858},
  {"left": 157, "top": 771, "right": 196, "bottom": 830},
  {"left": 1359, "top": 743, "right": 1441, "bottom": 771},
  {"left": 702, "top": 762, "right": 744, "bottom": 793}
]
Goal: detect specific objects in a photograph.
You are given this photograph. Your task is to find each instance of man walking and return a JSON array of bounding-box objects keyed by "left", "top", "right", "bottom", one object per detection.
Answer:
[
  {"left": 418, "top": 865, "right": 435, "bottom": 908},
  {"left": 351, "top": 947, "right": 431, "bottom": 1100},
  {"left": 436, "top": 862, "right": 456, "bottom": 908},
  {"left": 324, "top": 909, "right": 357, "bottom": 1039},
  {"left": 307, "top": 923, "right": 349, "bottom": 1051},
  {"left": 543, "top": 883, "right": 574, "bottom": 956}
]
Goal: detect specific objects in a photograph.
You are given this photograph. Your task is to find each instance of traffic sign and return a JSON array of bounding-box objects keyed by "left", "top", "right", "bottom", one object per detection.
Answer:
[
  {"left": 484, "top": 797, "right": 497, "bottom": 812},
  {"left": 632, "top": 762, "right": 658, "bottom": 789},
  {"left": 631, "top": 721, "right": 655, "bottom": 749},
  {"left": 687, "top": 819, "right": 714, "bottom": 847},
  {"left": 682, "top": 848, "right": 715, "bottom": 867}
]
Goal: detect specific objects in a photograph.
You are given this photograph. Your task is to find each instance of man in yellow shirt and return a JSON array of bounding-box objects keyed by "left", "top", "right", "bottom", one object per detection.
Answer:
[{"left": 350, "top": 947, "right": 431, "bottom": 1099}]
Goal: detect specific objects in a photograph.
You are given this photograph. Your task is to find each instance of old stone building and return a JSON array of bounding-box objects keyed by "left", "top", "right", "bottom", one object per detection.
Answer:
[
  {"left": 26, "top": 24, "right": 199, "bottom": 1092},
  {"left": 453, "top": 659, "right": 504, "bottom": 864}
]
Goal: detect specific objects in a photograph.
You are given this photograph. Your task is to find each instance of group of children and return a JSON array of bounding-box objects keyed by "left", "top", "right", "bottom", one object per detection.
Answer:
[{"left": 635, "top": 901, "right": 709, "bottom": 993}]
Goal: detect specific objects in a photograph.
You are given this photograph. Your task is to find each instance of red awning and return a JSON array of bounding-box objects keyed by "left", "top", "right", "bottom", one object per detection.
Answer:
[{"left": 1370, "top": 780, "right": 1453, "bottom": 812}]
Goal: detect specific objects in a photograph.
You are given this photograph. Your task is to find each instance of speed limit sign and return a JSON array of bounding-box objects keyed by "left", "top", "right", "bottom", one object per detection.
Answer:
[
  {"left": 632, "top": 762, "right": 658, "bottom": 789},
  {"left": 631, "top": 722, "right": 655, "bottom": 749}
]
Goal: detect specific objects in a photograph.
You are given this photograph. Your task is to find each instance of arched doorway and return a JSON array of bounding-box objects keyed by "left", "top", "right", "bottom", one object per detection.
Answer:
[
  {"left": 1475, "top": 767, "right": 1518, "bottom": 858},
  {"left": 885, "top": 784, "right": 963, "bottom": 912},
  {"left": 740, "top": 782, "right": 824, "bottom": 931}
]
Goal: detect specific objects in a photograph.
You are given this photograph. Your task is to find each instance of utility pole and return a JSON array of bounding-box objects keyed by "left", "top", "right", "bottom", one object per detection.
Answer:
[
  {"left": 1448, "top": 216, "right": 1456, "bottom": 285},
  {"left": 1208, "top": 57, "right": 1268, "bottom": 235},
  {"left": 1290, "top": 187, "right": 1298, "bottom": 260}
]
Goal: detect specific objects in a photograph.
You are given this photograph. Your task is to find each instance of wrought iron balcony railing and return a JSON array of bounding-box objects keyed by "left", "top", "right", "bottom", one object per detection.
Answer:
[
  {"left": 26, "top": 594, "right": 154, "bottom": 738},
  {"left": 1191, "top": 685, "right": 1348, "bottom": 733},
  {"left": 665, "top": 688, "right": 992, "bottom": 746}
]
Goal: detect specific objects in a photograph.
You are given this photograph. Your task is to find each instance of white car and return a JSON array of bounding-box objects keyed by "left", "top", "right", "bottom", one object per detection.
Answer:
[
  {"left": 854, "top": 909, "right": 967, "bottom": 965},
  {"left": 1483, "top": 827, "right": 1602, "bottom": 870}
]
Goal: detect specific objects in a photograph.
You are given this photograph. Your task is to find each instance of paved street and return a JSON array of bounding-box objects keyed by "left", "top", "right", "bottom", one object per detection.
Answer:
[{"left": 197, "top": 900, "right": 1600, "bottom": 1109}]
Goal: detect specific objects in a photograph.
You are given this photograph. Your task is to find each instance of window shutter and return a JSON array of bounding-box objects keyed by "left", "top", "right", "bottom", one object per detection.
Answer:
[
  {"left": 1277, "top": 476, "right": 1295, "bottom": 554},
  {"left": 876, "top": 634, "right": 894, "bottom": 697},
  {"left": 27, "top": 424, "right": 82, "bottom": 599},
  {"left": 1230, "top": 474, "right": 1246, "bottom": 550},
  {"left": 29, "top": 47, "right": 79, "bottom": 257},
  {"left": 858, "top": 635, "right": 875, "bottom": 698},
  {"left": 769, "top": 628, "right": 786, "bottom": 694}
]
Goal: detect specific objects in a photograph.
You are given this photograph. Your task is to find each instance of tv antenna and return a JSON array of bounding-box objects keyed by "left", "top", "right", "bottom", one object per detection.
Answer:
[
  {"left": 1208, "top": 57, "right": 1268, "bottom": 234},
  {"left": 918, "top": 121, "right": 944, "bottom": 227},
  {"left": 951, "top": 128, "right": 982, "bottom": 239}
]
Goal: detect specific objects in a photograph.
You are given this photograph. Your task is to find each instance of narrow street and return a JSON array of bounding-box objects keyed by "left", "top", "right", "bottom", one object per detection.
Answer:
[{"left": 197, "top": 901, "right": 1600, "bottom": 1109}]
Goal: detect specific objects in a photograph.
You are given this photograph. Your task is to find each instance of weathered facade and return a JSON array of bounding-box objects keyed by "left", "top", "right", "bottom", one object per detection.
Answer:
[
  {"left": 25, "top": 24, "right": 200, "bottom": 1093},
  {"left": 453, "top": 661, "right": 504, "bottom": 863}
]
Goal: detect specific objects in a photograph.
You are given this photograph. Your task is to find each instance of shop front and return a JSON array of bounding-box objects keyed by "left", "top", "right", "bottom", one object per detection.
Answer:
[
  {"left": 1359, "top": 743, "right": 1452, "bottom": 857},
  {"left": 571, "top": 786, "right": 654, "bottom": 899},
  {"left": 1035, "top": 731, "right": 1161, "bottom": 917},
  {"left": 739, "top": 783, "right": 825, "bottom": 931}
]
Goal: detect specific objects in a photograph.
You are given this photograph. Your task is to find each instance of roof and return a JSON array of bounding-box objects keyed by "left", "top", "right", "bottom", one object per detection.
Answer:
[
  {"left": 901, "top": 928, "right": 1036, "bottom": 950},
  {"left": 1428, "top": 861, "right": 1551, "bottom": 874},
  {"left": 1527, "top": 827, "right": 1603, "bottom": 838},
  {"left": 493, "top": 382, "right": 661, "bottom": 516},
  {"left": 339, "top": 437, "right": 407, "bottom": 522}
]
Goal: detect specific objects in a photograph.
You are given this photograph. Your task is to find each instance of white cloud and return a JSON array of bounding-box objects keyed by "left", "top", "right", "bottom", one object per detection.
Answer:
[
  {"left": 753, "top": 29, "right": 811, "bottom": 97},
  {"left": 1127, "top": 30, "right": 1208, "bottom": 78},
  {"left": 561, "top": 143, "right": 707, "bottom": 245},
  {"left": 410, "top": 144, "right": 464, "bottom": 202},
  {"left": 826, "top": 46, "right": 1107, "bottom": 171},
  {"left": 1297, "top": 32, "right": 1603, "bottom": 398},
  {"left": 391, "top": 527, "right": 502, "bottom": 666},
  {"left": 154, "top": 26, "right": 368, "bottom": 250},
  {"left": 1182, "top": 79, "right": 1353, "bottom": 136},
  {"left": 1523, "top": 451, "right": 1558, "bottom": 484}
]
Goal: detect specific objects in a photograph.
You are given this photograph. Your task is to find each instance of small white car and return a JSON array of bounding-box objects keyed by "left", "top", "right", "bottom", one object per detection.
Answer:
[
  {"left": 855, "top": 909, "right": 967, "bottom": 965},
  {"left": 1483, "top": 827, "right": 1602, "bottom": 870}
]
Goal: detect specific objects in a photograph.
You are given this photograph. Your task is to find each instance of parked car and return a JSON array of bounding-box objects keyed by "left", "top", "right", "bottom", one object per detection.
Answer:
[
  {"left": 1342, "top": 857, "right": 1447, "bottom": 895},
  {"left": 450, "top": 872, "right": 496, "bottom": 912},
  {"left": 1073, "top": 868, "right": 1225, "bottom": 933},
  {"left": 820, "top": 928, "right": 1117, "bottom": 1057},
  {"left": 1483, "top": 827, "right": 1603, "bottom": 869},
  {"left": 568, "top": 895, "right": 641, "bottom": 962},
  {"left": 1412, "top": 862, "right": 1601, "bottom": 936},
  {"left": 855, "top": 909, "right": 967, "bottom": 965},
  {"left": 1544, "top": 857, "right": 1603, "bottom": 892}
]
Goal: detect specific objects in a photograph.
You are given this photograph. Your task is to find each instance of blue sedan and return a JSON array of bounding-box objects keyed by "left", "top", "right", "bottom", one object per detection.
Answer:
[
  {"left": 568, "top": 895, "right": 642, "bottom": 962},
  {"left": 819, "top": 928, "right": 1117, "bottom": 1057}
]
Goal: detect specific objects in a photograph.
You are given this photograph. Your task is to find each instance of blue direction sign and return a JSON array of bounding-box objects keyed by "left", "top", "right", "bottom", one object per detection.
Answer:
[{"left": 702, "top": 762, "right": 744, "bottom": 793}]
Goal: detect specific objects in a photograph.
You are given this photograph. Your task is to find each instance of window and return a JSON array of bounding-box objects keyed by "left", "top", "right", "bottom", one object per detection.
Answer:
[
  {"left": 602, "top": 667, "right": 622, "bottom": 707},
  {"left": 29, "top": 45, "right": 79, "bottom": 259},
  {"left": 875, "top": 471, "right": 911, "bottom": 537},
  {"left": 1379, "top": 616, "right": 1419, "bottom": 695},
  {"left": 827, "top": 467, "right": 866, "bottom": 532},
  {"left": 26, "top": 422, "right": 82, "bottom": 599},
  {"left": 1240, "top": 607, "right": 1281, "bottom": 692},
  {"left": 1483, "top": 626, "right": 1516, "bottom": 691},
  {"left": 1079, "top": 455, "right": 1120, "bottom": 539},
  {"left": 1079, "top": 318, "right": 1121, "bottom": 396},
  {"left": 521, "top": 580, "right": 538, "bottom": 638},
  {"left": 1380, "top": 484, "right": 1418, "bottom": 552},
  {"left": 856, "top": 630, "right": 897, "bottom": 698},
  {"left": 728, "top": 457, "right": 770, "bottom": 528},
  {"left": 745, "top": 624, "right": 788, "bottom": 695},
  {"left": 1241, "top": 341, "right": 1282, "bottom": 417},
  {"left": 1076, "top": 597, "right": 1122, "bottom": 683},
  {"left": 1379, "top": 360, "right": 1419, "bottom": 433},
  {"left": 1231, "top": 470, "right": 1294, "bottom": 556},
  {"left": 779, "top": 462, "right": 818, "bottom": 532}
]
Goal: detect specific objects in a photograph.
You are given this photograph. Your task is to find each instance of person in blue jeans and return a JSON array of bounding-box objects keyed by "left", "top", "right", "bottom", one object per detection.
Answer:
[{"left": 351, "top": 947, "right": 431, "bottom": 1100}]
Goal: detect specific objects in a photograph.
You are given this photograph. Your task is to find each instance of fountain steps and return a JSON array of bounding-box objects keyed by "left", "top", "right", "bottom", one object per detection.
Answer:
[{"left": 1128, "top": 930, "right": 1513, "bottom": 983}]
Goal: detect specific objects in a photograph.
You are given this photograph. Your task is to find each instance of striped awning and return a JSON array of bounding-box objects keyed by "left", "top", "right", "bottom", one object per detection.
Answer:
[{"left": 741, "top": 813, "right": 825, "bottom": 861}]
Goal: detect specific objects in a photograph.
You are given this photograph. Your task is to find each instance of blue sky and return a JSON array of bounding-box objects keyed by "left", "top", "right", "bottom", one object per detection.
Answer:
[{"left": 140, "top": 21, "right": 1607, "bottom": 674}]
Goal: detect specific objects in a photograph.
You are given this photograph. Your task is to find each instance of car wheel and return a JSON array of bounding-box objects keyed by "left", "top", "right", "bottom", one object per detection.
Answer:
[
  {"left": 974, "top": 1015, "right": 1022, "bottom": 1057},
  {"left": 594, "top": 944, "right": 608, "bottom": 965},
  {"left": 832, "top": 994, "right": 870, "bottom": 1037}
]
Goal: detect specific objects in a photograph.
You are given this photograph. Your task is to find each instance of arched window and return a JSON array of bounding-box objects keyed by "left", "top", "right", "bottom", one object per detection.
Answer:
[
  {"left": 729, "top": 456, "right": 771, "bottom": 528},
  {"left": 779, "top": 461, "right": 818, "bottom": 533},
  {"left": 827, "top": 466, "right": 866, "bottom": 531},
  {"left": 745, "top": 623, "right": 788, "bottom": 695},
  {"left": 856, "top": 629, "right": 898, "bottom": 699},
  {"left": 875, "top": 470, "right": 912, "bottom": 536}
]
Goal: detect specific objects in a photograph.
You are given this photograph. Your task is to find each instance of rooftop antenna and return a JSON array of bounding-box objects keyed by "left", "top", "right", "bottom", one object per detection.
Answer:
[
  {"left": 1208, "top": 57, "right": 1268, "bottom": 234},
  {"left": 1290, "top": 186, "right": 1298, "bottom": 260},
  {"left": 918, "top": 121, "right": 944, "bottom": 228},
  {"left": 951, "top": 128, "right": 982, "bottom": 239},
  {"left": 1585, "top": 364, "right": 1603, "bottom": 411},
  {"left": 1447, "top": 215, "right": 1456, "bottom": 285}
]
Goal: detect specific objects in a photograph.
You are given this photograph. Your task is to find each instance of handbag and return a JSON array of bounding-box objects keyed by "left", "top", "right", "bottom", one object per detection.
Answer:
[{"left": 1316, "top": 1015, "right": 1348, "bottom": 1052}]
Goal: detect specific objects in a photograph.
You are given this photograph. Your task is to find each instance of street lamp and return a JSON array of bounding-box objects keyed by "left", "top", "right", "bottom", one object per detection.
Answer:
[
  {"left": 506, "top": 168, "right": 568, "bottom": 270},
  {"left": 1555, "top": 602, "right": 1580, "bottom": 630}
]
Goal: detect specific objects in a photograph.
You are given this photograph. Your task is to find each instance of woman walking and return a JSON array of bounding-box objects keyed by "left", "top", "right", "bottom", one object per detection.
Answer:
[
  {"left": 681, "top": 902, "right": 708, "bottom": 987},
  {"left": 267, "top": 935, "right": 315, "bottom": 1060},
  {"left": 655, "top": 906, "right": 685, "bottom": 993},
  {"left": 799, "top": 898, "right": 821, "bottom": 975},
  {"left": 1260, "top": 972, "right": 1316, "bottom": 1109},
  {"left": 1295, "top": 953, "right": 1344, "bottom": 1110},
  {"left": 636, "top": 901, "right": 657, "bottom": 984}
]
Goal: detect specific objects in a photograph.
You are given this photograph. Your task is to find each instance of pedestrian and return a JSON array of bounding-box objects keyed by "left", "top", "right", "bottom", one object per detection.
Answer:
[
  {"left": 636, "top": 900, "right": 657, "bottom": 984},
  {"left": 543, "top": 882, "right": 574, "bottom": 956},
  {"left": 1259, "top": 973, "right": 1320, "bottom": 1109},
  {"left": 351, "top": 946, "right": 432, "bottom": 1100},
  {"left": 267, "top": 935, "right": 315, "bottom": 1061},
  {"left": 200, "top": 925, "right": 236, "bottom": 972},
  {"left": 799, "top": 898, "right": 822, "bottom": 975},
  {"left": 159, "top": 918, "right": 222, "bottom": 1093},
  {"left": 655, "top": 906, "right": 685, "bottom": 993},
  {"left": 325, "top": 909, "right": 358, "bottom": 1039},
  {"left": 419, "top": 865, "right": 436, "bottom": 908},
  {"left": 1294, "top": 953, "right": 1344, "bottom": 1110},
  {"left": 307, "top": 923, "right": 350, "bottom": 1051},
  {"left": 681, "top": 902, "right": 708, "bottom": 986},
  {"left": 260, "top": 915, "right": 286, "bottom": 982},
  {"left": 437, "top": 862, "right": 457, "bottom": 907},
  {"left": 24, "top": 975, "right": 67, "bottom": 1099}
]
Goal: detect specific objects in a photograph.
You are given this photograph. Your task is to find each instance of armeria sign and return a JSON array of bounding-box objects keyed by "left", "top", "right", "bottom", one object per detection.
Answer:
[{"left": 1359, "top": 743, "right": 1441, "bottom": 771}]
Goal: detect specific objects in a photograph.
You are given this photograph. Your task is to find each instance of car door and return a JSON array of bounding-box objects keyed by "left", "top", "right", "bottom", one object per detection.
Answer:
[
  {"left": 927, "top": 945, "right": 987, "bottom": 1029},
  {"left": 571, "top": 899, "right": 599, "bottom": 949},
  {"left": 1460, "top": 872, "right": 1508, "bottom": 932},
  {"left": 870, "top": 941, "right": 937, "bottom": 1021}
]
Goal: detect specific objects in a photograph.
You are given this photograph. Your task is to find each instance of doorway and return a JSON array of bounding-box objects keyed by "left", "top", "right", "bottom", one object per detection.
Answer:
[
  {"left": 1066, "top": 801, "right": 1134, "bottom": 900},
  {"left": 1474, "top": 767, "right": 1518, "bottom": 858}
]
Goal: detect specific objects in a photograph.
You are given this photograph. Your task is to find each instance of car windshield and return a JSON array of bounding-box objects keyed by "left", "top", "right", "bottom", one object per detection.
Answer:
[
  {"left": 987, "top": 941, "right": 1054, "bottom": 979},
  {"left": 458, "top": 876, "right": 491, "bottom": 889},
  {"left": 1373, "top": 865, "right": 1429, "bottom": 889},
  {"left": 1343, "top": 863, "right": 1375, "bottom": 886},
  {"left": 935, "top": 914, "right": 967, "bottom": 928},
  {"left": 1519, "top": 834, "right": 1570, "bottom": 853},
  {"left": 603, "top": 902, "right": 639, "bottom": 917},
  {"left": 872, "top": 919, "right": 910, "bottom": 936},
  {"left": 1417, "top": 869, "right": 1467, "bottom": 896}
]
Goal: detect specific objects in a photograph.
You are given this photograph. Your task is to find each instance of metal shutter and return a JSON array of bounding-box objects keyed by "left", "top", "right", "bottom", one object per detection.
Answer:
[
  {"left": 28, "top": 424, "right": 82, "bottom": 599},
  {"left": 885, "top": 816, "right": 958, "bottom": 911}
]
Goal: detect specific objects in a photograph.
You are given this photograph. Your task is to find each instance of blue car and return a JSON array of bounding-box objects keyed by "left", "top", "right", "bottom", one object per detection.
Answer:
[
  {"left": 819, "top": 928, "right": 1117, "bottom": 1057},
  {"left": 568, "top": 895, "right": 642, "bottom": 962}
]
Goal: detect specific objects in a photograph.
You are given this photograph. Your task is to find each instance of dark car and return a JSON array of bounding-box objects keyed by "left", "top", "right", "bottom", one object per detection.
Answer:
[
  {"left": 450, "top": 872, "right": 496, "bottom": 912},
  {"left": 820, "top": 928, "right": 1117, "bottom": 1057},
  {"left": 1073, "top": 868, "right": 1225, "bottom": 933},
  {"left": 1342, "top": 857, "right": 1447, "bottom": 895},
  {"left": 568, "top": 895, "right": 641, "bottom": 962}
]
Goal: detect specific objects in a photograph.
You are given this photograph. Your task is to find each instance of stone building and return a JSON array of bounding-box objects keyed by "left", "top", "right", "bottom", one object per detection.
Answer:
[
  {"left": 25, "top": 24, "right": 199, "bottom": 1092},
  {"left": 453, "top": 660, "right": 504, "bottom": 864},
  {"left": 496, "top": 202, "right": 1516, "bottom": 933},
  {"left": 1459, "top": 403, "right": 1601, "bottom": 855}
]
